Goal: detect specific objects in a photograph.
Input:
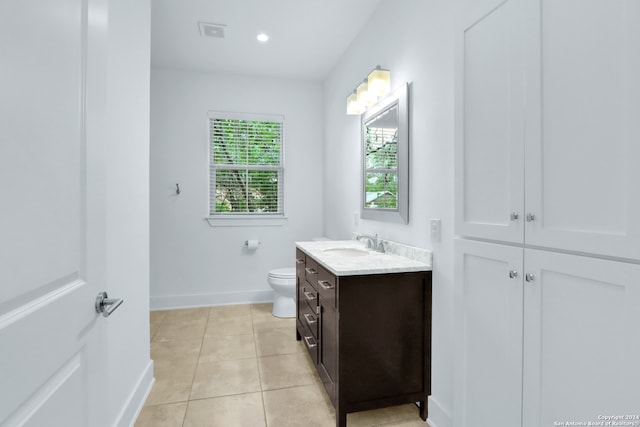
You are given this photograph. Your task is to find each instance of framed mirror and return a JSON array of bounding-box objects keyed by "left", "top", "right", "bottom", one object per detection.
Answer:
[{"left": 361, "top": 83, "right": 409, "bottom": 224}]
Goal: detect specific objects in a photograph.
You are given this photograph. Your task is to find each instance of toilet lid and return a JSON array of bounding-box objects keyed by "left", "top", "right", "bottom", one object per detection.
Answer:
[{"left": 268, "top": 267, "right": 295, "bottom": 279}]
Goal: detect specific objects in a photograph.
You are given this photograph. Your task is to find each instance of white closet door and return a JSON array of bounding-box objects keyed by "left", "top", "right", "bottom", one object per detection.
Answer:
[
  {"left": 524, "top": 0, "right": 640, "bottom": 259},
  {"left": 454, "top": 239, "right": 524, "bottom": 427},
  {"left": 522, "top": 249, "right": 640, "bottom": 427},
  {"left": 0, "top": 0, "right": 110, "bottom": 425},
  {"left": 455, "top": 0, "right": 525, "bottom": 243}
]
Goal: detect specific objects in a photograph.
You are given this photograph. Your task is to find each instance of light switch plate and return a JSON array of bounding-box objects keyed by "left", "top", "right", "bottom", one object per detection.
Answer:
[{"left": 430, "top": 219, "right": 441, "bottom": 242}]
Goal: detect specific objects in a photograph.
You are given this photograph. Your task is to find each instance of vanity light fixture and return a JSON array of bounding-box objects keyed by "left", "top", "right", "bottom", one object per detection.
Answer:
[
  {"left": 346, "top": 65, "right": 391, "bottom": 115},
  {"left": 347, "top": 90, "right": 365, "bottom": 115},
  {"left": 356, "top": 79, "right": 377, "bottom": 108},
  {"left": 367, "top": 66, "right": 391, "bottom": 96}
]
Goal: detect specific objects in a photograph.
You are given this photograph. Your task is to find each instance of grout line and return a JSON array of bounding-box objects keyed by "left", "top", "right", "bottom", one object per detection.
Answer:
[
  {"left": 182, "top": 308, "right": 211, "bottom": 427},
  {"left": 250, "top": 303, "right": 270, "bottom": 427}
]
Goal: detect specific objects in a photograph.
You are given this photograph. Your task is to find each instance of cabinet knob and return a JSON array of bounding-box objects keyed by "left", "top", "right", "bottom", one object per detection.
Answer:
[
  {"left": 526, "top": 213, "right": 536, "bottom": 222},
  {"left": 509, "top": 270, "right": 518, "bottom": 279},
  {"left": 510, "top": 212, "right": 519, "bottom": 221},
  {"left": 525, "top": 273, "right": 535, "bottom": 282}
]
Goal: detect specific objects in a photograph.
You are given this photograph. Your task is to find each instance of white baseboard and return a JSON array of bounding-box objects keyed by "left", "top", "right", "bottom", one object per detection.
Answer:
[
  {"left": 427, "top": 396, "right": 452, "bottom": 427},
  {"left": 150, "top": 290, "right": 274, "bottom": 311},
  {"left": 115, "top": 359, "right": 155, "bottom": 427}
]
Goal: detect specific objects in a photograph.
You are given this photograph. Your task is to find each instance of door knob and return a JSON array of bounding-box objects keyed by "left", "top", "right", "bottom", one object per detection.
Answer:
[
  {"left": 510, "top": 212, "right": 519, "bottom": 221},
  {"left": 95, "top": 292, "right": 124, "bottom": 317},
  {"left": 526, "top": 213, "right": 536, "bottom": 222},
  {"left": 509, "top": 270, "right": 518, "bottom": 279},
  {"left": 525, "top": 273, "right": 535, "bottom": 282}
]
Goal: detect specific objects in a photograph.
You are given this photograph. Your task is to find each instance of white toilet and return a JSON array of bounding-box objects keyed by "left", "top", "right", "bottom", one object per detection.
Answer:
[{"left": 267, "top": 267, "right": 296, "bottom": 318}]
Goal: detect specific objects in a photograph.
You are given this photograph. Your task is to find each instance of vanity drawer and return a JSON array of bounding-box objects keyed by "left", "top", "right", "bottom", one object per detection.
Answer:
[
  {"left": 317, "top": 264, "right": 337, "bottom": 308},
  {"left": 299, "top": 323, "right": 318, "bottom": 364},
  {"left": 298, "top": 281, "right": 318, "bottom": 308},
  {"left": 295, "top": 249, "right": 306, "bottom": 278},
  {"left": 304, "top": 257, "right": 319, "bottom": 287},
  {"left": 298, "top": 297, "right": 318, "bottom": 338}
]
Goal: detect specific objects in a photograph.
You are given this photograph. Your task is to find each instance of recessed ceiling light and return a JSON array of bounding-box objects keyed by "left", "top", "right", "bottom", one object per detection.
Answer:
[{"left": 257, "top": 33, "right": 269, "bottom": 42}]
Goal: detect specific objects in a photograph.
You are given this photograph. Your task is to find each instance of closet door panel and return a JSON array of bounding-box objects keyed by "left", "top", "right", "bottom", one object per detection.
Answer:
[
  {"left": 454, "top": 239, "right": 523, "bottom": 427},
  {"left": 455, "top": 0, "right": 525, "bottom": 243},
  {"left": 524, "top": 0, "right": 640, "bottom": 259},
  {"left": 522, "top": 249, "right": 640, "bottom": 427}
]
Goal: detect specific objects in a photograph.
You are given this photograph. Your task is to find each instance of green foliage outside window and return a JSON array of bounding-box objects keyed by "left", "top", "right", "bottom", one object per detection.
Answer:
[{"left": 364, "top": 126, "right": 398, "bottom": 209}]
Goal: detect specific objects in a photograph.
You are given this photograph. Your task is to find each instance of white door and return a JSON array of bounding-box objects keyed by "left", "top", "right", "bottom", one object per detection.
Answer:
[
  {"left": 454, "top": 239, "right": 524, "bottom": 427},
  {"left": 0, "top": 0, "right": 112, "bottom": 425},
  {"left": 522, "top": 249, "right": 640, "bottom": 426},
  {"left": 455, "top": 0, "right": 525, "bottom": 244},
  {"left": 523, "top": 0, "right": 640, "bottom": 259}
]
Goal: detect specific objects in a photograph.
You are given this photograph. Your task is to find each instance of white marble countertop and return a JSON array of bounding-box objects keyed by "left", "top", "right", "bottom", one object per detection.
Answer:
[{"left": 295, "top": 240, "right": 432, "bottom": 276}]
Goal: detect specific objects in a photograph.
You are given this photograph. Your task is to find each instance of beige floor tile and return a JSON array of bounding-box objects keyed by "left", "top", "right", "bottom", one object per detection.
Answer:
[
  {"left": 347, "top": 404, "right": 424, "bottom": 427},
  {"left": 254, "top": 326, "right": 304, "bottom": 356},
  {"left": 263, "top": 384, "right": 335, "bottom": 427},
  {"left": 163, "top": 307, "right": 210, "bottom": 322},
  {"left": 150, "top": 311, "right": 168, "bottom": 340},
  {"left": 205, "top": 314, "right": 254, "bottom": 337},
  {"left": 150, "top": 310, "right": 169, "bottom": 324},
  {"left": 183, "top": 393, "right": 266, "bottom": 427},
  {"left": 190, "top": 358, "right": 261, "bottom": 400},
  {"left": 209, "top": 304, "right": 252, "bottom": 319},
  {"left": 134, "top": 402, "right": 187, "bottom": 427},
  {"left": 251, "top": 303, "right": 296, "bottom": 332},
  {"left": 258, "top": 353, "right": 318, "bottom": 390},
  {"left": 145, "top": 361, "right": 197, "bottom": 405},
  {"left": 199, "top": 334, "right": 256, "bottom": 363},
  {"left": 152, "top": 318, "right": 208, "bottom": 343},
  {"left": 151, "top": 339, "right": 203, "bottom": 365}
]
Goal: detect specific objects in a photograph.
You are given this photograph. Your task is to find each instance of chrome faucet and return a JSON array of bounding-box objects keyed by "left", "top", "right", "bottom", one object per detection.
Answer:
[{"left": 356, "top": 233, "right": 386, "bottom": 253}]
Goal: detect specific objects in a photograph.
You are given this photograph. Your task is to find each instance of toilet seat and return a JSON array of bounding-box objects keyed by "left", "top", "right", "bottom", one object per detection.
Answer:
[{"left": 268, "top": 267, "right": 295, "bottom": 279}]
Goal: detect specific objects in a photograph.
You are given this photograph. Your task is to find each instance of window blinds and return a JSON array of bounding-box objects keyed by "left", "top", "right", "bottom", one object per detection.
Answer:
[{"left": 209, "top": 112, "right": 284, "bottom": 216}]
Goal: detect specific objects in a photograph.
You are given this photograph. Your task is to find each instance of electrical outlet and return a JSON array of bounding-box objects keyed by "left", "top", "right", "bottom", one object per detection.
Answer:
[{"left": 430, "top": 219, "right": 441, "bottom": 242}]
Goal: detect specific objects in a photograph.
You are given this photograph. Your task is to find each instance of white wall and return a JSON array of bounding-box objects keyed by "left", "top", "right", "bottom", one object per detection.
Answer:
[
  {"left": 105, "top": 0, "right": 153, "bottom": 425},
  {"left": 150, "top": 68, "right": 324, "bottom": 309},
  {"left": 322, "top": 1, "right": 456, "bottom": 426}
]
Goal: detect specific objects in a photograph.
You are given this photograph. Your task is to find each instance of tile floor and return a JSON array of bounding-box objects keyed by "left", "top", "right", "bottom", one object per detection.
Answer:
[{"left": 136, "top": 303, "right": 430, "bottom": 427}]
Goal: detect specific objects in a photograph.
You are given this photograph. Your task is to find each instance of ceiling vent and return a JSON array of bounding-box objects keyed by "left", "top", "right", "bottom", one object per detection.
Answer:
[{"left": 199, "top": 22, "right": 226, "bottom": 39}]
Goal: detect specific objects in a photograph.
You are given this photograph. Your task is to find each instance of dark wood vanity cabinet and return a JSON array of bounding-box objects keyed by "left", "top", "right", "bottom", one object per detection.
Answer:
[{"left": 295, "top": 248, "right": 432, "bottom": 427}]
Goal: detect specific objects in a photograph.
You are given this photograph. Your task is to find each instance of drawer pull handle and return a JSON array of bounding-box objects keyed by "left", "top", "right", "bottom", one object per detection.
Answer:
[
  {"left": 304, "top": 291, "right": 316, "bottom": 301},
  {"left": 303, "top": 336, "right": 317, "bottom": 349},
  {"left": 296, "top": 258, "right": 304, "bottom": 265},
  {"left": 303, "top": 313, "right": 317, "bottom": 325},
  {"left": 305, "top": 267, "right": 317, "bottom": 275},
  {"left": 317, "top": 280, "right": 334, "bottom": 290}
]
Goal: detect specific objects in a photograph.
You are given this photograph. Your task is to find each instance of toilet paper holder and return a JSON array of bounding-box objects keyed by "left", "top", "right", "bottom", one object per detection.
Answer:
[{"left": 244, "top": 240, "right": 261, "bottom": 246}]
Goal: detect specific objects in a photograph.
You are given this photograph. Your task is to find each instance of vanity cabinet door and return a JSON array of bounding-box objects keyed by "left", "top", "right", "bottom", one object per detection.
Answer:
[
  {"left": 318, "top": 299, "right": 337, "bottom": 401},
  {"left": 454, "top": 239, "right": 524, "bottom": 427}
]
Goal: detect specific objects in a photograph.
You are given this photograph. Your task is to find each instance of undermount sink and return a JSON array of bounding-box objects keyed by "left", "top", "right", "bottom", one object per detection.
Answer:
[{"left": 322, "top": 247, "right": 370, "bottom": 257}]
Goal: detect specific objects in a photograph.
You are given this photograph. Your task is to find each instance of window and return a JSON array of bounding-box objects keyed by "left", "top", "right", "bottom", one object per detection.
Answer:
[{"left": 209, "top": 112, "right": 284, "bottom": 219}]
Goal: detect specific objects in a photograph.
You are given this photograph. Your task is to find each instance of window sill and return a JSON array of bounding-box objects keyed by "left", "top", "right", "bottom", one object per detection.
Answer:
[{"left": 206, "top": 216, "right": 288, "bottom": 227}]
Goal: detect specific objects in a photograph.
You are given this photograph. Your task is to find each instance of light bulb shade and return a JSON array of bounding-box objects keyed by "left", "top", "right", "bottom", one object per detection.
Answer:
[
  {"left": 367, "top": 67, "right": 391, "bottom": 96},
  {"left": 346, "top": 92, "right": 365, "bottom": 115},
  {"left": 356, "top": 80, "right": 377, "bottom": 107}
]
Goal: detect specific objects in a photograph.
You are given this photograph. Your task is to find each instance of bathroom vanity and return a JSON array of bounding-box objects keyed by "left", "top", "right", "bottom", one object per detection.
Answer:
[{"left": 295, "top": 240, "right": 432, "bottom": 427}]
